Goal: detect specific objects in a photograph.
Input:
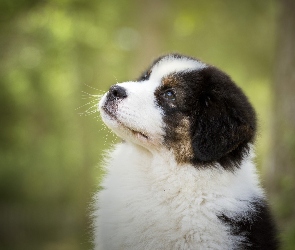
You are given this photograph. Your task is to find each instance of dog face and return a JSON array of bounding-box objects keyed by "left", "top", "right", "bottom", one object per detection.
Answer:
[{"left": 99, "top": 54, "right": 256, "bottom": 170}]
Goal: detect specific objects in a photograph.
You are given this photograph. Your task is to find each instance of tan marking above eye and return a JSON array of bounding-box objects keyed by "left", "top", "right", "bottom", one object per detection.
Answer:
[{"left": 162, "top": 75, "right": 179, "bottom": 87}]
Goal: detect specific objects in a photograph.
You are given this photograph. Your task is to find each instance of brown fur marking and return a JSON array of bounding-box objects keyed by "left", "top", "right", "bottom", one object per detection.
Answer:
[{"left": 170, "top": 118, "right": 194, "bottom": 164}]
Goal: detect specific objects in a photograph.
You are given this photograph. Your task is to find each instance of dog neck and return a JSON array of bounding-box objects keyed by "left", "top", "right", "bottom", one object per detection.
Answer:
[{"left": 126, "top": 141, "right": 263, "bottom": 202}]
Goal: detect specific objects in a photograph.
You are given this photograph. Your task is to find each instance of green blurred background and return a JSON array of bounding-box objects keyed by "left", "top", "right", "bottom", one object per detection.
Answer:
[{"left": 1, "top": 0, "right": 295, "bottom": 249}]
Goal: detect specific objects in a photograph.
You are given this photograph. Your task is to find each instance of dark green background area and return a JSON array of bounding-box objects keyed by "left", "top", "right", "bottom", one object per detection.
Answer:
[{"left": 1, "top": 0, "right": 294, "bottom": 249}]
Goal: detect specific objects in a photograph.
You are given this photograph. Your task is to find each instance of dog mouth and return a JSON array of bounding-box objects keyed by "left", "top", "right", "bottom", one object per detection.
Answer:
[{"left": 102, "top": 106, "right": 149, "bottom": 140}]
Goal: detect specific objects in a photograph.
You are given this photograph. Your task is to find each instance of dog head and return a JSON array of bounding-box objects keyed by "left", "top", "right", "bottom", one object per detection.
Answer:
[{"left": 99, "top": 54, "right": 256, "bottom": 170}]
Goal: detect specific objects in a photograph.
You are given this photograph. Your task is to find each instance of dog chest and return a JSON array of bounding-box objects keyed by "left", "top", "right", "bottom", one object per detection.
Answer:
[{"left": 95, "top": 144, "right": 239, "bottom": 249}]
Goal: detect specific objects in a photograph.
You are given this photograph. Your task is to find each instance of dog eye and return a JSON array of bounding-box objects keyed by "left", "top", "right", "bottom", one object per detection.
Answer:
[{"left": 162, "top": 90, "right": 176, "bottom": 101}]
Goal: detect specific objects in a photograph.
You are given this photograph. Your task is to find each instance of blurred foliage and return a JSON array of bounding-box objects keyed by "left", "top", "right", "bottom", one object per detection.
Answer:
[{"left": 1, "top": 0, "right": 292, "bottom": 249}]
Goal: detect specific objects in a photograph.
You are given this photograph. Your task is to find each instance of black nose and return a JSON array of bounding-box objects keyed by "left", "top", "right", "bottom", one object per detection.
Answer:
[{"left": 108, "top": 85, "right": 127, "bottom": 100}]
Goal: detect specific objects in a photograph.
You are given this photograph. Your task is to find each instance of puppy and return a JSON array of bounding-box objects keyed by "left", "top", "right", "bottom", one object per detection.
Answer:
[{"left": 93, "top": 54, "right": 278, "bottom": 249}]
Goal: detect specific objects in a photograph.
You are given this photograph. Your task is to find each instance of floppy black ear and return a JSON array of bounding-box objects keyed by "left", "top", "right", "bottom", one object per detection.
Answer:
[{"left": 191, "top": 67, "right": 256, "bottom": 163}]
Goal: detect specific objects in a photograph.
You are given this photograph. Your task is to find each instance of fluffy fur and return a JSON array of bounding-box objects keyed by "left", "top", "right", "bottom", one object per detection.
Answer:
[{"left": 93, "top": 54, "right": 278, "bottom": 249}]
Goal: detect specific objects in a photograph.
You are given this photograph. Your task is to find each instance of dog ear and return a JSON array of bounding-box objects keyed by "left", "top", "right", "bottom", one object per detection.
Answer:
[{"left": 191, "top": 67, "right": 256, "bottom": 163}]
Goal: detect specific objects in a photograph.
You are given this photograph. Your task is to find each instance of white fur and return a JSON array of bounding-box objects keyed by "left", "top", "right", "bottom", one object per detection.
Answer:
[
  {"left": 93, "top": 143, "right": 264, "bottom": 250},
  {"left": 149, "top": 56, "right": 206, "bottom": 82}
]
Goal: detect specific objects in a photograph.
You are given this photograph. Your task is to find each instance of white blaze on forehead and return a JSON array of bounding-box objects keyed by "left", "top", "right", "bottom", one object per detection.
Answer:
[{"left": 150, "top": 56, "right": 207, "bottom": 81}]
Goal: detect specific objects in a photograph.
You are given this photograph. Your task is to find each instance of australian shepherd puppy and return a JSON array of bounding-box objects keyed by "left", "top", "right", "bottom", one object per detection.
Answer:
[{"left": 93, "top": 54, "right": 278, "bottom": 250}]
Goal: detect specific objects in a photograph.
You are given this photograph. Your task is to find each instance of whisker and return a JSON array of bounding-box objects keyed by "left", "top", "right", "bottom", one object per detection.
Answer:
[
  {"left": 76, "top": 100, "right": 98, "bottom": 110},
  {"left": 81, "top": 91, "right": 103, "bottom": 97},
  {"left": 79, "top": 109, "right": 98, "bottom": 116},
  {"left": 113, "top": 75, "right": 119, "bottom": 84},
  {"left": 83, "top": 83, "right": 102, "bottom": 92},
  {"left": 84, "top": 103, "right": 98, "bottom": 112},
  {"left": 81, "top": 94, "right": 100, "bottom": 100},
  {"left": 81, "top": 110, "right": 98, "bottom": 116},
  {"left": 78, "top": 87, "right": 116, "bottom": 146}
]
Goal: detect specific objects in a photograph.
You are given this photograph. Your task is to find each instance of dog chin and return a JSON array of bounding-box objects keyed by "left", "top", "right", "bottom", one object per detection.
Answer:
[{"left": 101, "top": 108, "right": 149, "bottom": 144}]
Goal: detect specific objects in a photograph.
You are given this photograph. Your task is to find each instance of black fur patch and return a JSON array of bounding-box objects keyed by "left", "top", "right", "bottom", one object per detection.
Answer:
[
  {"left": 184, "top": 67, "right": 257, "bottom": 170},
  {"left": 151, "top": 55, "right": 256, "bottom": 170},
  {"left": 219, "top": 199, "right": 279, "bottom": 249}
]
